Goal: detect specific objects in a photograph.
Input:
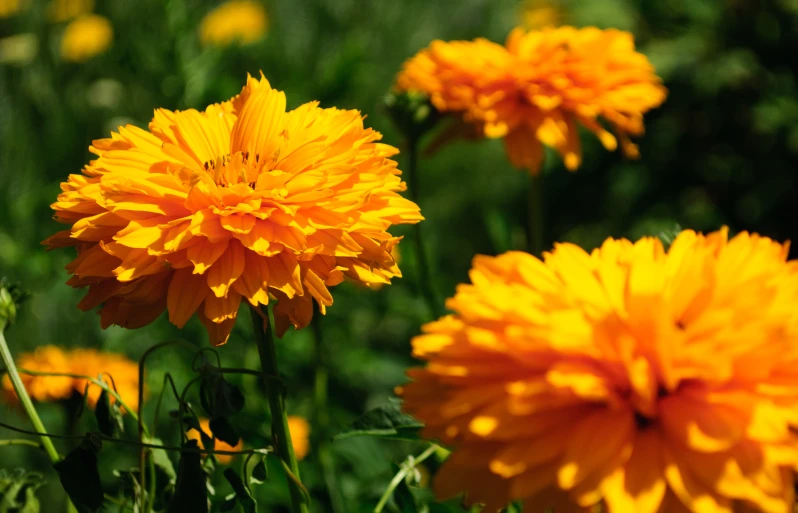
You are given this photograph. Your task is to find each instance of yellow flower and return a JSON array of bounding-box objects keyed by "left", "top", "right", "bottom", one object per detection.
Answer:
[
  {"left": 187, "top": 418, "right": 243, "bottom": 465},
  {"left": 0, "top": 0, "right": 28, "bottom": 18},
  {"left": 48, "top": 0, "right": 93, "bottom": 23},
  {"left": 44, "top": 74, "right": 421, "bottom": 345},
  {"left": 3, "top": 345, "right": 141, "bottom": 409},
  {"left": 60, "top": 14, "right": 112, "bottom": 62},
  {"left": 288, "top": 415, "right": 310, "bottom": 461},
  {"left": 402, "top": 229, "right": 798, "bottom": 513},
  {"left": 199, "top": 0, "right": 267, "bottom": 47},
  {"left": 396, "top": 27, "right": 666, "bottom": 174},
  {"left": 520, "top": 0, "right": 563, "bottom": 30}
]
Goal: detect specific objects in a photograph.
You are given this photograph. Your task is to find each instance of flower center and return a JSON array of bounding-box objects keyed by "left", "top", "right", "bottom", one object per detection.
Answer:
[{"left": 203, "top": 151, "right": 263, "bottom": 187}]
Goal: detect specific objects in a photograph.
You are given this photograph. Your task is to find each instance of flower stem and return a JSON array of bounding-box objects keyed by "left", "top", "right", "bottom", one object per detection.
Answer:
[
  {"left": 0, "top": 321, "right": 60, "bottom": 463},
  {"left": 312, "top": 314, "right": 347, "bottom": 513},
  {"left": 527, "top": 172, "right": 545, "bottom": 255},
  {"left": 374, "top": 444, "right": 437, "bottom": 513},
  {"left": 250, "top": 306, "right": 309, "bottom": 513},
  {"left": 406, "top": 136, "right": 443, "bottom": 319}
]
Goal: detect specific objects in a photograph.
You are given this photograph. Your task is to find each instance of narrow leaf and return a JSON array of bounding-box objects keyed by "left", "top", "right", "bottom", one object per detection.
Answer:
[
  {"left": 334, "top": 399, "right": 423, "bottom": 441},
  {"left": 167, "top": 440, "right": 207, "bottom": 513},
  {"left": 53, "top": 435, "right": 103, "bottom": 513}
]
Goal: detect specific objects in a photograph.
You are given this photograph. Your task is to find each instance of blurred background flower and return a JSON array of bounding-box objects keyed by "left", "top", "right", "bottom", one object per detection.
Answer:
[
  {"left": 199, "top": 0, "right": 268, "bottom": 47},
  {"left": 47, "top": 0, "right": 94, "bottom": 23},
  {"left": 287, "top": 415, "right": 310, "bottom": 461},
  {"left": 187, "top": 418, "right": 244, "bottom": 465},
  {"left": 0, "top": 0, "right": 27, "bottom": 19},
  {"left": 520, "top": 0, "right": 564, "bottom": 29},
  {"left": 59, "top": 13, "right": 113, "bottom": 62}
]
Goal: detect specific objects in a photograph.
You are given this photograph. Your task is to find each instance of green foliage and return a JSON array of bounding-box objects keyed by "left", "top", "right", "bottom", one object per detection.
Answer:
[
  {"left": 168, "top": 440, "right": 207, "bottom": 513},
  {"left": 0, "top": 470, "right": 44, "bottom": 513},
  {"left": 52, "top": 435, "right": 103, "bottom": 513},
  {"left": 222, "top": 468, "right": 256, "bottom": 513},
  {"left": 335, "top": 399, "right": 422, "bottom": 441}
]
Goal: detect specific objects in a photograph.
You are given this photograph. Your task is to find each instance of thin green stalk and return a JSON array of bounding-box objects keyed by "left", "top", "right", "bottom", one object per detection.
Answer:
[
  {"left": 406, "top": 136, "right": 443, "bottom": 319},
  {"left": 0, "top": 439, "right": 41, "bottom": 449},
  {"left": 250, "top": 306, "right": 309, "bottom": 513},
  {"left": 312, "top": 315, "right": 346, "bottom": 513},
  {"left": 374, "top": 444, "right": 437, "bottom": 513},
  {"left": 0, "top": 322, "right": 60, "bottom": 463},
  {"left": 527, "top": 172, "right": 545, "bottom": 256}
]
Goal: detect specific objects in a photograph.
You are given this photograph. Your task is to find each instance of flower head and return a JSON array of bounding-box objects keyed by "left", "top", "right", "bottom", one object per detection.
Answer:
[
  {"left": 402, "top": 229, "right": 798, "bottom": 513},
  {"left": 45, "top": 74, "right": 421, "bottom": 345},
  {"left": 48, "top": 0, "right": 94, "bottom": 23},
  {"left": 187, "top": 418, "right": 243, "bottom": 465},
  {"left": 396, "top": 27, "right": 666, "bottom": 174},
  {"left": 3, "top": 345, "right": 141, "bottom": 409},
  {"left": 288, "top": 415, "right": 310, "bottom": 460},
  {"left": 199, "top": 0, "right": 267, "bottom": 47},
  {"left": 60, "top": 13, "right": 112, "bottom": 62}
]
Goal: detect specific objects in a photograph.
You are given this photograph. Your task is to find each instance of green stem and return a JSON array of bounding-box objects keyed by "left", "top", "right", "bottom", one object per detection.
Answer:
[
  {"left": 527, "top": 172, "right": 545, "bottom": 256},
  {"left": 374, "top": 444, "right": 437, "bottom": 513},
  {"left": 312, "top": 315, "right": 347, "bottom": 513},
  {"left": 406, "top": 136, "right": 443, "bottom": 319},
  {"left": 250, "top": 306, "right": 309, "bottom": 513},
  {"left": 0, "top": 322, "right": 60, "bottom": 463},
  {"left": 0, "top": 439, "right": 42, "bottom": 449}
]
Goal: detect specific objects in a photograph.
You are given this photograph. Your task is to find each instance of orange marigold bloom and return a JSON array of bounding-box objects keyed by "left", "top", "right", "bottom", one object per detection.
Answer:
[
  {"left": 187, "top": 418, "right": 243, "bottom": 465},
  {"left": 287, "top": 415, "right": 310, "bottom": 461},
  {"left": 396, "top": 27, "right": 666, "bottom": 174},
  {"left": 3, "top": 345, "right": 141, "bottom": 409},
  {"left": 402, "top": 229, "right": 798, "bottom": 513},
  {"left": 44, "top": 74, "right": 421, "bottom": 345}
]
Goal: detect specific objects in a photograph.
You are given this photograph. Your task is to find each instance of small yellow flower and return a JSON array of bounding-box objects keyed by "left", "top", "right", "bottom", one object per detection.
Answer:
[
  {"left": 520, "top": 0, "right": 563, "bottom": 30},
  {"left": 288, "top": 415, "right": 310, "bottom": 461},
  {"left": 199, "top": 0, "right": 268, "bottom": 47},
  {"left": 2, "top": 345, "right": 141, "bottom": 409},
  {"left": 403, "top": 229, "right": 798, "bottom": 513},
  {"left": 47, "top": 0, "right": 93, "bottom": 23},
  {"left": 0, "top": 0, "right": 28, "bottom": 19},
  {"left": 187, "top": 418, "right": 243, "bottom": 465},
  {"left": 60, "top": 14, "right": 112, "bottom": 62}
]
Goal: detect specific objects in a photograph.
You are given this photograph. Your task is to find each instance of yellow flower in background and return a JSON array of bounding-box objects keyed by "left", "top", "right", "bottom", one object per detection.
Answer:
[
  {"left": 402, "top": 229, "right": 798, "bottom": 513},
  {"left": 396, "top": 27, "right": 666, "bottom": 174},
  {"left": 44, "top": 73, "right": 422, "bottom": 345},
  {"left": 520, "top": 0, "right": 563, "bottom": 30},
  {"left": 200, "top": 0, "right": 268, "bottom": 47},
  {"left": 2, "top": 346, "right": 141, "bottom": 409},
  {"left": 60, "top": 14, "right": 112, "bottom": 62},
  {"left": 288, "top": 415, "right": 310, "bottom": 460},
  {"left": 0, "top": 0, "right": 28, "bottom": 18},
  {"left": 187, "top": 418, "right": 244, "bottom": 465},
  {"left": 48, "top": 0, "right": 93, "bottom": 22}
]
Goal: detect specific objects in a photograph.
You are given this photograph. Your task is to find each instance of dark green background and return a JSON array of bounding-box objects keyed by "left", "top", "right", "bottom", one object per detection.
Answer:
[{"left": 1, "top": 0, "right": 797, "bottom": 511}]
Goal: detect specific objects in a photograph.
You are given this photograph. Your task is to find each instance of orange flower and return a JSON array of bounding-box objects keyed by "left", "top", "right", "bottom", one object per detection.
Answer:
[
  {"left": 44, "top": 74, "right": 422, "bottom": 344},
  {"left": 187, "top": 418, "right": 243, "bottom": 465},
  {"left": 199, "top": 0, "right": 268, "bottom": 47},
  {"left": 402, "top": 229, "right": 798, "bottom": 513},
  {"left": 2, "top": 345, "right": 141, "bottom": 409},
  {"left": 396, "top": 27, "right": 666, "bottom": 174},
  {"left": 287, "top": 415, "right": 310, "bottom": 461}
]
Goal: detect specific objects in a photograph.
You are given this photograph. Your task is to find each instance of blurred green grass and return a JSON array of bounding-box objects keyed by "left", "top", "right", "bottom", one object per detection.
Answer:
[{"left": 1, "top": 0, "right": 798, "bottom": 511}]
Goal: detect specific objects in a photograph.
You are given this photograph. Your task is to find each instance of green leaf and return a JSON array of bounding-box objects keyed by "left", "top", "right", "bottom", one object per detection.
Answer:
[
  {"left": 199, "top": 374, "right": 245, "bottom": 419},
  {"left": 144, "top": 437, "right": 177, "bottom": 483},
  {"left": 93, "top": 390, "right": 115, "bottom": 436},
  {"left": 222, "top": 469, "right": 256, "bottom": 513},
  {"left": 657, "top": 223, "right": 683, "bottom": 250},
  {"left": 167, "top": 440, "right": 208, "bottom": 513},
  {"left": 219, "top": 494, "right": 237, "bottom": 512},
  {"left": 209, "top": 416, "right": 240, "bottom": 447},
  {"left": 334, "top": 399, "right": 423, "bottom": 441},
  {"left": 19, "top": 487, "right": 40, "bottom": 513},
  {"left": 249, "top": 459, "right": 268, "bottom": 486},
  {"left": 393, "top": 468, "right": 420, "bottom": 513},
  {"left": 53, "top": 434, "right": 104, "bottom": 513}
]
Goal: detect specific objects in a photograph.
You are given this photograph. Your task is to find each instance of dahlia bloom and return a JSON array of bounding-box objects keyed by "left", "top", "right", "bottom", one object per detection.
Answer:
[
  {"left": 199, "top": 0, "right": 267, "bottom": 47},
  {"left": 402, "top": 229, "right": 798, "bottom": 513},
  {"left": 60, "top": 13, "right": 112, "bottom": 62},
  {"left": 396, "top": 27, "right": 666, "bottom": 174},
  {"left": 3, "top": 345, "right": 141, "bottom": 409},
  {"left": 45, "top": 74, "right": 421, "bottom": 344}
]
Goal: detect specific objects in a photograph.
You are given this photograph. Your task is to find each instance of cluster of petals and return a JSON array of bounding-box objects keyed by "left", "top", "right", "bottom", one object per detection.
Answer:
[
  {"left": 402, "top": 229, "right": 798, "bottom": 513},
  {"left": 45, "top": 74, "right": 421, "bottom": 345},
  {"left": 3, "top": 345, "right": 141, "bottom": 409},
  {"left": 396, "top": 26, "right": 667, "bottom": 174}
]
